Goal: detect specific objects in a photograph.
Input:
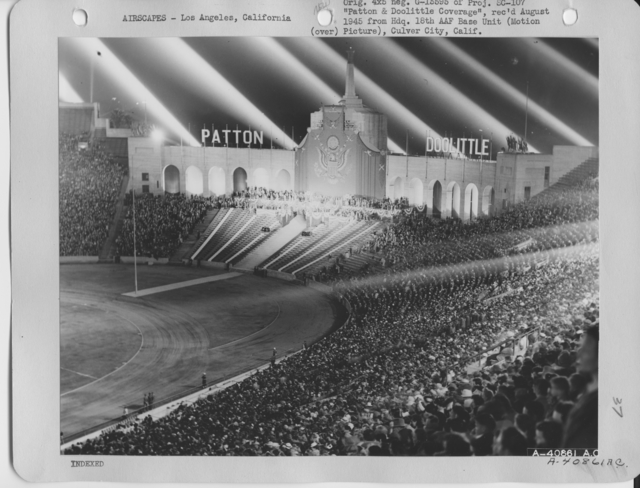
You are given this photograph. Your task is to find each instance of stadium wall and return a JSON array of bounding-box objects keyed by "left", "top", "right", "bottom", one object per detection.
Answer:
[
  {"left": 124, "top": 134, "right": 596, "bottom": 220},
  {"left": 551, "top": 146, "right": 599, "bottom": 185},
  {"left": 495, "top": 146, "right": 598, "bottom": 209},
  {"left": 126, "top": 138, "right": 295, "bottom": 197},
  {"left": 387, "top": 155, "right": 498, "bottom": 220}
]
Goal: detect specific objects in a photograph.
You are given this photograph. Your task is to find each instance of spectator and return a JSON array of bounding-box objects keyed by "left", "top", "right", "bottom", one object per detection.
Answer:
[
  {"left": 535, "top": 420, "right": 564, "bottom": 449},
  {"left": 59, "top": 133, "right": 127, "bottom": 256},
  {"left": 62, "top": 175, "right": 599, "bottom": 457},
  {"left": 493, "top": 427, "right": 527, "bottom": 456},
  {"left": 562, "top": 325, "right": 598, "bottom": 449}
]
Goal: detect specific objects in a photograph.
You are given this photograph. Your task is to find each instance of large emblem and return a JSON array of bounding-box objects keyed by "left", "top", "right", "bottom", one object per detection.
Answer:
[{"left": 314, "top": 135, "right": 351, "bottom": 185}]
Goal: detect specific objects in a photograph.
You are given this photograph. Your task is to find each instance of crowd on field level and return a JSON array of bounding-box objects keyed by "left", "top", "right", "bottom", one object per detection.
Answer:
[
  {"left": 61, "top": 155, "right": 599, "bottom": 456},
  {"left": 115, "top": 194, "right": 212, "bottom": 259},
  {"left": 64, "top": 244, "right": 598, "bottom": 455}
]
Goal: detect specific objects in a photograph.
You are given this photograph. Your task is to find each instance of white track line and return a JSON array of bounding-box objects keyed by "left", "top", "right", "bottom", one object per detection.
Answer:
[
  {"left": 122, "top": 272, "right": 243, "bottom": 297},
  {"left": 207, "top": 301, "right": 282, "bottom": 350},
  {"left": 60, "top": 368, "right": 97, "bottom": 380},
  {"left": 61, "top": 313, "right": 145, "bottom": 398}
]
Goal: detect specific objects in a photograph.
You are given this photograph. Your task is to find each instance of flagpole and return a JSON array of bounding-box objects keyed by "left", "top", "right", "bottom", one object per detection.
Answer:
[
  {"left": 490, "top": 132, "right": 493, "bottom": 161},
  {"left": 131, "top": 169, "right": 138, "bottom": 296},
  {"left": 524, "top": 80, "right": 530, "bottom": 146}
]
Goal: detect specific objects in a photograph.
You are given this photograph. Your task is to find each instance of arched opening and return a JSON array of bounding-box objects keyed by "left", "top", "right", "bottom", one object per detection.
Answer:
[
  {"left": 252, "top": 167, "right": 269, "bottom": 190},
  {"left": 464, "top": 183, "right": 479, "bottom": 222},
  {"left": 392, "top": 176, "right": 404, "bottom": 202},
  {"left": 408, "top": 178, "right": 424, "bottom": 206},
  {"left": 431, "top": 180, "right": 443, "bottom": 218},
  {"left": 446, "top": 181, "right": 461, "bottom": 219},
  {"left": 185, "top": 166, "right": 203, "bottom": 196},
  {"left": 208, "top": 166, "right": 226, "bottom": 197},
  {"left": 275, "top": 169, "right": 291, "bottom": 191},
  {"left": 233, "top": 167, "right": 248, "bottom": 193},
  {"left": 482, "top": 186, "right": 495, "bottom": 217},
  {"left": 163, "top": 165, "right": 180, "bottom": 194}
]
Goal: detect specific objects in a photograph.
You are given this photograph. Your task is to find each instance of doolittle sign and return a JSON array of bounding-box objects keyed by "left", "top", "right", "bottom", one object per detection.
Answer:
[{"left": 427, "top": 136, "right": 490, "bottom": 157}]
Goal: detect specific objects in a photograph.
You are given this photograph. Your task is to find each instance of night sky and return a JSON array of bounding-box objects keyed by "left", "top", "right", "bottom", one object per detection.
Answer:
[{"left": 59, "top": 37, "right": 598, "bottom": 157}]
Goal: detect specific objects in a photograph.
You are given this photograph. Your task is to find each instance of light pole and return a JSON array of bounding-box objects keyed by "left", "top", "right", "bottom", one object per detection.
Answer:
[
  {"left": 524, "top": 81, "right": 530, "bottom": 148},
  {"left": 130, "top": 162, "right": 138, "bottom": 296}
]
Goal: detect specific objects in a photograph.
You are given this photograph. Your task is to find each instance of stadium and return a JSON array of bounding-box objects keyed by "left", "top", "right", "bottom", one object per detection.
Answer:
[{"left": 59, "top": 37, "right": 599, "bottom": 456}]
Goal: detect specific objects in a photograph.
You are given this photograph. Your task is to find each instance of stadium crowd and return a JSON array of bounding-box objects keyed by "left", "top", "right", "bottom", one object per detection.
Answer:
[
  {"left": 115, "top": 194, "right": 212, "bottom": 259},
  {"left": 315, "top": 180, "right": 598, "bottom": 283},
  {"left": 230, "top": 186, "right": 407, "bottom": 210},
  {"left": 62, "top": 167, "right": 599, "bottom": 457},
  {"left": 59, "top": 133, "right": 127, "bottom": 256},
  {"left": 64, "top": 243, "right": 598, "bottom": 455}
]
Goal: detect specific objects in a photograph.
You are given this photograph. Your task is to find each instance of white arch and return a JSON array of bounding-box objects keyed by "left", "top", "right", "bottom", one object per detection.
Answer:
[
  {"left": 252, "top": 167, "right": 270, "bottom": 189},
  {"left": 408, "top": 177, "right": 424, "bottom": 206},
  {"left": 393, "top": 176, "right": 404, "bottom": 202},
  {"left": 185, "top": 166, "right": 204, "bottom": 196},
  {"left": 233, "top": 167, "right": 248, "bottom": 193},
  {"left": 163, "top": 164, "right": 180, "bottom": 194},
  {"left": 463, "top": 183, "right": 479, "bottom": 222},
  {"left": 482, "top": 185, "right": 495, "bottom": 217},
  {"left": 208, "top": 166, "right": 226, "bottom": 197},
  {"left": 427, "top": 179, "right": 443, "bottom": 217},
  {"left": 275, "top": 169, "right": 291, "bottom": 191},
  {"left": 446, "top": 181, "right": 461, "bottom": 219}
]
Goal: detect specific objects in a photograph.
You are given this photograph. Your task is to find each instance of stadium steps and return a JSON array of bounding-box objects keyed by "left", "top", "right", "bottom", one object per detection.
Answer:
[
  {"left": 188, "top": 208, "right": 232, "bottom": 261},
  {"left": 235, "top": 214, "right": 307, "bottom": 270},
  {"left": 281, "top": 221, "right": 364, "bottom": 273},
  {"left": 225, "top": 221, "right": 282, "bottom": 265},
  {"left": 293, "top": 221, "right": 383, "bottom": 276},
  {"left": 215, "top": 214, "right": 279, "bottom": 263},
  {"left": 341, "top": 254, "right": 369, "bottom": 274},
  {"left": 202, "top": 210, "right": 253, "bottom": 261},
  {"left": 98, "top": 171, "right": 130, "bottom": 263},
  {"left": 315, "top": 235, "right": 386, "bottom": 278},
  {"left": 264, "top": 221, "right": 342, "bottom": 271},
  {"left": 533, "top": 157, "right": 599, "bottom": 200},
  {"left": 208, "top": 213, "right": 257, "bottom": 261},
  {"left": 169, "top": 208, "right": 220, "bottom": 263}
]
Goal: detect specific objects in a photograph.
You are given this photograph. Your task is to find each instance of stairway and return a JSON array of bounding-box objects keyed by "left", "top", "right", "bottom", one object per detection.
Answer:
[
  {"left": 533, "top": 157, "right": 599, "bottom": 199},
  {"left": 235, "top": 215, "right": 307, "bottom": 271},
  {"left": 98, "top": 171, "right": 130, "bottom": 263},
  {"left": 169, "top": 208, "right": 220, "bottom": 263}
]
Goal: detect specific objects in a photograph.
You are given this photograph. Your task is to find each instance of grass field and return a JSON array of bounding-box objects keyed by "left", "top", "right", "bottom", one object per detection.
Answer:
[{"left": 60, "top": 264, "right": 343, "bottom": 437}]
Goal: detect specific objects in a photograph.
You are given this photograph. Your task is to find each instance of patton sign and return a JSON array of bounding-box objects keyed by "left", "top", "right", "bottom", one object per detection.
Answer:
[{"left": 201, "top": 127, "right": 264, "bottom": 147}]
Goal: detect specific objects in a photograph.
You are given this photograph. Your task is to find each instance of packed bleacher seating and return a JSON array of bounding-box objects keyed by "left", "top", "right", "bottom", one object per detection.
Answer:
[
  {"left": 64, "top": 240, "right": 598, "bottom": 455},
  {"left": 115, "top": 194, "right": 212, "bottom": 259},
  {"left": 63, "top": 169, "right": 599, "bottom": 457},
  {"left": 59, "top": 133, "right": 127, "bottom": 256},
  {"left": 228, "top": 186, "right": 408, "bottom": 210},
  {"left": 314, "top": 178, "right": 598, "bottom": 283}
]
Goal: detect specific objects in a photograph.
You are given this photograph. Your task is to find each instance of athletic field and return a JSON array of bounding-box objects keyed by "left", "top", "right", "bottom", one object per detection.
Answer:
[{"left": 60, "top": 264, "right": 343, "bottom": 437}]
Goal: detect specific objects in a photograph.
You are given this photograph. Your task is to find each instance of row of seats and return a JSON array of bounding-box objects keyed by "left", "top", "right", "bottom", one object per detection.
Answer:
[
  {"left": 186, "top": 208, "right": 227, "bottom": 260},
  {"left": 285, "top": 221, "right": 383, "bottom": 276},
  {"left": 214, "top": 214, "right": 280, "bottom": 264},
  {"left": 260, "top": 220, "right": 345, "bottom": 271}
]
